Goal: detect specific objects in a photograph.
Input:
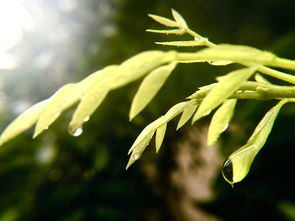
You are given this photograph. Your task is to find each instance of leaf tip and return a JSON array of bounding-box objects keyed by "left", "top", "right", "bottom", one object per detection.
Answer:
[
  {"left": 33, "top": 123, "right": 47, "bottom": 139},
  {"left": 207, "top": 139, "right": 215, "bottom": 147},
  {"left": 129, "top": 111, "right": 136, "bottom": 122},
  {"left": 32, "top": 130, "right": 42, "bottom": 139}
]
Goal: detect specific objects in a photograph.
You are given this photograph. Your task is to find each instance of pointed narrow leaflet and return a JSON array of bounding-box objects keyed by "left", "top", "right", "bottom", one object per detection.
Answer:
[
  {"left": 69, "top": 86, "right": 108, "bottom": 135},
  {"left": 129, "top": 62, "right": 177, "bottom": 120},
  {"left": 148, "top": 14, "right": 179, "bottom": 27},
  {"left": 222, "top": 99, "right": 288, "bottom": 185},
  {"left": 127, "top": 102, "right": 188, "bottom": 168},
  {"left": 171, "top": 9, "right": 187, "bottom": 28},
  {"left": 111, "top": 51, "right": 176, "bottom": 89},
  {"left": 207, "top": 99, "right": 237, "bottom": 146},
  {"left": 126, "top": 130, "right": 155, "bottom": 170},
  {"left": 155, "top": 123, "right": 167, "bottom": 153},
  {"left": 0, "top": 100, "right": 48, "bottom": 146},
  {"left": 33, "top": 84, "right": 81, "bottom": 138},
  {"left": 177, "top": 100, "right": 198, "bottom": 130},
  {"left": 192, "top": 68, "right": 255, "bottom": 123}
]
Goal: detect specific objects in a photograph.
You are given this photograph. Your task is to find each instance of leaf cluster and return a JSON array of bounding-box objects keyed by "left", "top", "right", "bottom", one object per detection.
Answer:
[{"left": 1, "top": 9, "right": 295, "bottom": 186}]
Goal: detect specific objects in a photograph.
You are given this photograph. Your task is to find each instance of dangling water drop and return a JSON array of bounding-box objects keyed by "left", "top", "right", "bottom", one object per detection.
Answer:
[
  {"left": 72, "top": 128, "right": 83, "bottom": 137},
  {"left": 44, "top": 126, "right": 49, "bottom": 130},
  {"left": 83, "top": 116, "right": 90, "bottom": 122},
  {"left": 222, "top": 158, "right": 234, "bottom": 185}
]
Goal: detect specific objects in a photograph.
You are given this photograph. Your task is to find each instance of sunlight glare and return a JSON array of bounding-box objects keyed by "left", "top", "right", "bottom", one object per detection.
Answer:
[{"left": 0, "top": 0, "right": 34, "bottom": 69}]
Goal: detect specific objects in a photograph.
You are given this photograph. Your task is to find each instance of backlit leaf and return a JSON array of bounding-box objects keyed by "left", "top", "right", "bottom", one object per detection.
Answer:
[
  {"left": 148, "top": 14, "right": 179, "bottom": 27},
  {"left": 0, "top": 100, "right": 48, "bottom": 146},
  {"left": 192, "top": 68, "right": 255, "bottom": 123},
  {"left": 126, "top": 130, "right": 155, "bottom": 169},
  {"left": 177, "top": 100, "right": 198, "bottom": 130},
  {"left": 68, "top": 66, "right": 119, "bottom": 135},
  {"left": 111, "top": 50, "right": 176, "bottom": 89},
  {"left": 78, "top": 65, "right": 119, "bottom": 91},
  {"left": 127, "top": 101, "right": 187, "bottom": 159},
  {"left": 171, "top": 9, "right": 187, "bottom": 28},
  {"left": 129, "top": 62, "right": 177, "bottom": 120},
  {"left": 207, "top": 99, "right": 237, "bottom": 146},
  {"left": 68, "top": 86, "right": 108, "bottom": 136},
  {"left": 222, "top": 99, "right": 288, "bottom": 185},
  {"left": 187, "top": 84, "right": 215, "bottom": 99},
  {"left": 155, "top": 123, "right": 167, "bottom": 153},
  {"left": 33, "top": 84, "right": 81, "bottom": 138}
]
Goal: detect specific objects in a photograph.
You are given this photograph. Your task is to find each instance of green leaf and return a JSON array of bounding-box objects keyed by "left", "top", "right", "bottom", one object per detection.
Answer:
[
  {"left": 68, "top": 86, "right": 108, "bottom": 136},
  {"left": 177, "top": 100, "right": 198, "bottom": 130},
  {"left": 162, "top": 101, "right": 188, "bottom": 122},
  {"left": 33, "top": 84, "right": 81, "bottom": 138},
  {"left": 207, "top": 99, "right": 237, "bottom": 146},
  {"left": 0, "top": 100, "right": 48, "bottom": 146},
  {"left": 128, "top": 101, "right": 185, "bottom": 154},
  {"left": 148, "top": 14, "right": 179, "bottom": 27},
  {"left": 129, "top": 62, "right": 177, "bottom": 120},
  {"left": 128, "top": 118, "right": 163, "bottom": 155},
  {"left": 192, "top": 68, "right": 255, "bottom": 123},
  {"left": 111, "top": 50, "right": 176, "bottom": 89},
  {"left": 222, "top": 99, "right": 288, "bottom": 185},
  {"left": 155, "top": 123, "right": 167, "bottom": 153},
  {"left": 171, "top": 9, "right": 187, "bottom": 28},
  {"left": 126, "top": 130, "right": 155, "bottom": 169},
  {"left": 187, "top": 83, "right": 216, "bottom": 99},
  {"left": 127, "top": 101, "right": 188, "bottom": 166},
  {"left": 68, "top": 65, "right": 119, "bottom": 135},
  {"left": 78, "top": 65, "right": 118, "bottom": 91}
]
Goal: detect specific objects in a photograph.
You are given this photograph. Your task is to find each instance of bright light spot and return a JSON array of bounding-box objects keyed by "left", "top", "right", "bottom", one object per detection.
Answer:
[
  {"left": 36, "top": 144, "right": 56, "bottom": 164},
  {"left": 0, "top": 0, "right": 34, "bottom": 69},
  {"left": 0, "top": 53, "right": 17, "bottom": 69}
]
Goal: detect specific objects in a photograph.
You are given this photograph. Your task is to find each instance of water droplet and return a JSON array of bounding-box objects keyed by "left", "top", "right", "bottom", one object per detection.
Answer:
[
  {"left": 222, "top": 158, "right": 233, "bottom": 184},
  {"left": 44, "top": 126, "right": 49, "bottom": 130},
  {"left": 83, "top": 116, "right": 90, "bottom": 122},
  {"left": 72, "top": 128, "right": 83, "bottom": 137}
]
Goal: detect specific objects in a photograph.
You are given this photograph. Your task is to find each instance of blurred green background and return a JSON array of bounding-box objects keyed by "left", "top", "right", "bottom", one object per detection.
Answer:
[{"left": 0, "top": 0, "right": 294, "bottom": 220}]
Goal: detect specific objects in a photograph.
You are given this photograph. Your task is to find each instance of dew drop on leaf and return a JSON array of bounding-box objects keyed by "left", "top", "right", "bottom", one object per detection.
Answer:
[
  {"left": 44, "top": 126, "right": 49, "bottom": 130},
  {"left": 83, "top": 116, "right": 90, "bottom": 122},
  {"left": 222, "top": 158, "right": 233, "bottom": 184},
  {"left": 72, "top": 128, "right": 83, "bottom": 137}
]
